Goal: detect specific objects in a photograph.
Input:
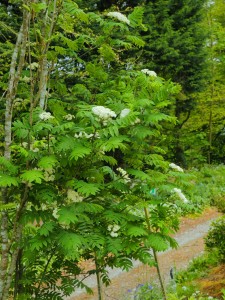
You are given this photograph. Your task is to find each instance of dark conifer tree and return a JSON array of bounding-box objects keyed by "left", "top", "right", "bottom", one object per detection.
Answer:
[{"left": 142, "top": 0, "right": 208, "bottom": 166}]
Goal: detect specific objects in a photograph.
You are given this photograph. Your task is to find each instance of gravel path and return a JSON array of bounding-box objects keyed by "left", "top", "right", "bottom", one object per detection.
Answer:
[{"left": 65, "top": 208, "right": 220, "bottom": 300}]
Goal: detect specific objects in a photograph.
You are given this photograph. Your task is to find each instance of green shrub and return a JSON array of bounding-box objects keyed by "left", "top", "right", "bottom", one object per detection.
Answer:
[{"left": 205, "top": 216, "right": 225, "bottom": 262}]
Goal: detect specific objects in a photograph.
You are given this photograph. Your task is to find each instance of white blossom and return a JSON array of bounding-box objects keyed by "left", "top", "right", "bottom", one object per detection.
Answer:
[
  {"left": 173, "top": 188, "right": 189, "bottom": 203},
  {"left": 107, "top": 12, "right": 130, "bottom": 25},
  {"left": 141, "top": 69, "right": 157, "bottom": 77},
  {"left": 92, "top": 106, "right": 116, "bottom": 120},
  {"left": 117, "top": 167, "right": 131, "bottom": 183},
  {"left": 39, "top": 111, "right": 54, "bottom": 121},
  {"left": 52, "top": 208, "right": 59, "bottom": 219},
  {"left": 113, "top": 224, "right": 120, "bottom": 232},
  {"left": 169, "top": 163, "right": 184, "bottom": 172},
  {"left": 44, "top": 168, "right": 55, "bottom": 182},
  {"left": 67, "top": 189, "right": 83, "bottom": 203},
  {"left": 28, "top": 62, "right": 39, "bottom": 70},
  {"left": 108, "top": 224, "right": 120, "bottom": 237},
  {"left": 21, "top": 76, "right": 31, "bottom": 83},
  {"left": 74, "top": 131, "right": 96, "bottom": 139},
  {"left": 22, "top": 142, "right": 28, "bottom": 148},
  {"left": 120, "top": 108, "right": 130, "bottom": 118},
  {"left": 110, "top": 232, "right": 119, "bottom": 237},
  {"left": 63, "top": 114, "right": 74, "bottom": 121}
]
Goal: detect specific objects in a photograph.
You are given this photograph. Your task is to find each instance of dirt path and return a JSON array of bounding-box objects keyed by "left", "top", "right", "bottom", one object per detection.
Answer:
[{"left": 66, "top": 208, "right": 220, "bottom": 300}]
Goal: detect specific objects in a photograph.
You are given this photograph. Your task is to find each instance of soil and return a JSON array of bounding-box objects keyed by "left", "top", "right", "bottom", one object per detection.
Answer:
[{"left": 65, "top": 207, "right": 221, "bottom": 300}]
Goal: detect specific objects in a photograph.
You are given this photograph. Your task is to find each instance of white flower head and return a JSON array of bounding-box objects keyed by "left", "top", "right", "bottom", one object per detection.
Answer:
[
  {"left": 169, "top": 163, "right": 184, "bottom": 172},
  {"left": 110, "top": 231, "right": 118, "bottom": 237},
  {"left": 108, "top": 224, "right": 120, "bottom": 237},
  {"left": 52, "top": 208, "right": 59, "bottom": 219},
  {"left": 141, "top": 69, "right": 157, "bottom": 77},
  {"left": 28, "top": 62, "right": 39, "bottom": 70},
  {"left": 173, "top": 188, "right": 189, "bottom": 203},
  {"left": 120, "top": 108, "right": 130, "bottom": 118},
  {"left": 67, "top": 189, "right": 83, "bottom": 203},
  {"left": 113, "top": 224, "right": 120, "bottom": 232},
  {"left": 63, "top": 114, "right": 74, "bottom": 121},
  {"left": 21, "top": 76, "right": 31, "bottom": 83},
  {"left": 92, "top": 106, "right": 116, "bottom": 120},
  {"left": 117, "top": 167, "right": 131, "bottom": 183},
  {"left": 107, "top": 12, "right": 130, "bottom": 25},
  {"left": 39, "top": 112, "right": 54, "bottom": 121}
]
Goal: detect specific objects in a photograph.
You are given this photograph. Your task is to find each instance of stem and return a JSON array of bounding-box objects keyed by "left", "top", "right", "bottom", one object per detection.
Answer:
[
  {"left": 94, "top": 253, "right": 103, "bottom": 300},
  {"left": 144, "top": 207, "right": 167, "bottom": 300},
  {"left": 35, "top": 251, "right": 55, "bottom": 298}
]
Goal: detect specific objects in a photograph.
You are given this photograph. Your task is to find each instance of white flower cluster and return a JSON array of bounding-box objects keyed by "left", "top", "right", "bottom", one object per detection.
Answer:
[
  {"left": 107, "top": 12, "right": 130, "bottom": 25},
  {"left": 141, "top": 69, "right": 157, "bottom": 77},
  {"left": 120, "top": 108, "right": 130, "bottom": 118},
  {"left": 39, "top": 112, "right": 54, "bottom": 121},
  {"left": 107, "top": 224, "right": 120, "bottom": 237},
  {"left": 28, "top": 62, "right": 39, "bottom": 70},
  {"left": 117, "top": 167, "right": 131, "bottom": 183},
  {"left": 92, "top": 106, "right": 116, "bottom": 125},
  {"left": 43, "top": 168, "right": 55, "bottom": 182},
  {"left": 63, "top": 114, "right": 75, "bottom": 121},
  {"left": 92, "top": 106, "right": 116, "bottom": 119},
  {"left": 21, "top": 76, "right": 31, "bottom": 83},
  {"left": 67, "top": 189, "right": 83, "bottom": 203},
  {"left": 74, "top": 131, "right": 100, "bottom": 139},
  {"left": 173, "top": 188, "right": 189, "bottom": 203},
  {"left": 169, "top": 163, "right": 184, "bottom": 172},
  {"left": 53, "top": 207, "right": 59, "bottom": 219}
]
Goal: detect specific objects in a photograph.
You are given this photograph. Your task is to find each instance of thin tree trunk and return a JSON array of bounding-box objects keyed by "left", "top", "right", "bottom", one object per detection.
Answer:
[
  {"left": 144, "top": 207, "right": 167, "bottom": 300},
  {"left": 0, "top": 5, "right": 30, "bottom": 299},
  {"left": 95, "top": 253, "right": 103, "bottom": 300}
]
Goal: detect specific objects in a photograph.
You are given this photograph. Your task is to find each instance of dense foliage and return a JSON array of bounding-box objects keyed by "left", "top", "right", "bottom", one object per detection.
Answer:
[{"left": 0, "top": 0, "right": 225, "bottom": 299}]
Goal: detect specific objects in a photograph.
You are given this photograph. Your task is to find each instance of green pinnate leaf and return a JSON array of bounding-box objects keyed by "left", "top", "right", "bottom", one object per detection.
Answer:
[
  {"left": 73, "top": 180, "right": 101, "bottom": 196},
  {"left": 126, "top": 35, "right": 145, "bottom": 47},
  {"left": 87, "top": 233, "right": 105, "bottom": 249},
  {"left": 127, "top": 226, "right": 148, "bottom": 237},
  {"left": 0, "top": 203, "right": 17, "bottom": 211},
  {"left": 38, "top": 222, "right": 55, "bottom": 237},
  {"left": 128, "top": 7, "right": 144, "bottom": 27},
  {"left": 0, "top": 157, "right": 18, "bottom": 175},
  {"left": 69, "top": 145, "right": 91, "bottom": 161},
  {"left": 20, "top": 170, "right": 44, "bottom": 183},
  {"left": 56, "top": 136, "right": 77, "bottom": 151},
  {"left": 38, "top": 155, "right": 58, "bottom": 169},
  {"left": 58, "top": 207, "right": 79, "bottom": 225},
  {"left": 58, "top": 232, "right": 83, "bottom": 253},
  {"left": 145, "top": 233, "right": 169, "bottom": 251},
  {"left": 0, "top": 174, "right": 19, "bottom": 187},
  {"left": 100, "top": 136, "right": 129, "bottom": 151}
]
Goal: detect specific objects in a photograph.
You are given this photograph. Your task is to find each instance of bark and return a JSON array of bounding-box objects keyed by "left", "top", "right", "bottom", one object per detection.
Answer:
[
  {"left": 0, "top": 5, "right": 30, "bottom": 300},
  {"left": 34, "top": 0, "right": 59, "bottom": 109},
  {"left": 144, "top": 207, "right": 167, "bottom": 300}
]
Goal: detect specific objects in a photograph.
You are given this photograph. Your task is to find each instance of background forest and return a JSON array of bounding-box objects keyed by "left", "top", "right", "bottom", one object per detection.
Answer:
[{"left": 0, "top": 0, "right": 225, "bottom": 299}]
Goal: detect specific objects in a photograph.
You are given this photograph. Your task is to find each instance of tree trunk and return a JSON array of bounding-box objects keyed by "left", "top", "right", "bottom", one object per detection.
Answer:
[{"left": 0, "top": 5, "right": 30, "bottom": 300}]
